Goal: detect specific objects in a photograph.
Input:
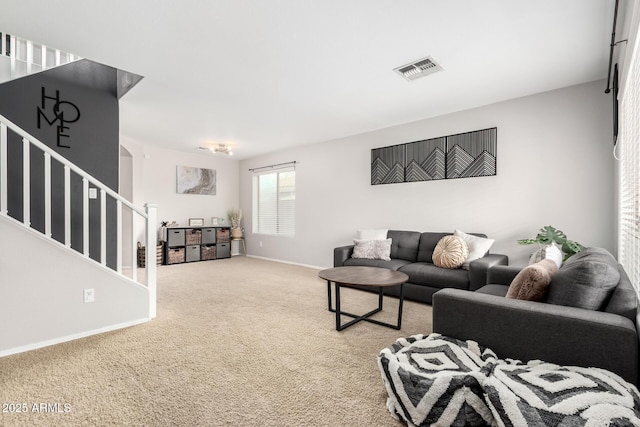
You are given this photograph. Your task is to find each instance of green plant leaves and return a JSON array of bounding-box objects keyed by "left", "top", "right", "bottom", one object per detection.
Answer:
[
  {"left": 517, "top": 239, "right": 538, "bottom": 245},
  {"left": 536, "top": 226, "right": 567, "bottom": 245},
  {"left": 518, "top": 225, "right": 584, "bottom": 261}
]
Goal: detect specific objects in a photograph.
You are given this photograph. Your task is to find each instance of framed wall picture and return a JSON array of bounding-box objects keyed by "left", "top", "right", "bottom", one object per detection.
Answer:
[
  {"left": 189, "top": 218, "right": 204, "bottom": 226},
  {"left": 176, "top": 166, "right": 216, "bottom": 195}
]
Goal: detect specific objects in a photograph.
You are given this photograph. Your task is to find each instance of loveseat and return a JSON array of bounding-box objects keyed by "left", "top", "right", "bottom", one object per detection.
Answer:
[
  {"left": 333, "top": 229, "right": 508, "bottom": 304},
  {"left": 432, "top": 247, "right": 640, "bottom": 385}
]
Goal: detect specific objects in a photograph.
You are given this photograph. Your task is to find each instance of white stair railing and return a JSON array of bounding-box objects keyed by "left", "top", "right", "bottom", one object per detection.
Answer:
[
  {"left": 0, "top": 32, "right": 80, "bottom": 80},
  {"left": 0, "top": 113, "right": 157, "bottom": 318}
]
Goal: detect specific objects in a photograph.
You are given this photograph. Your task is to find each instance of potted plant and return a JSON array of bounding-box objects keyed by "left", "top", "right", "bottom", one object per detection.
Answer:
[
  {"left": 517, "top": 225, "right": 584, "bottom": 262},
  {"left": 227, "top": 209, "right": 243, "bottom": 238}
]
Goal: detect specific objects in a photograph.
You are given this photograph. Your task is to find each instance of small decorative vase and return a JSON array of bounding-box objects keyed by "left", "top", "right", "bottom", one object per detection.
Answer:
[{"left": 231, "top": 227, "right": 243, "bottom": 239}]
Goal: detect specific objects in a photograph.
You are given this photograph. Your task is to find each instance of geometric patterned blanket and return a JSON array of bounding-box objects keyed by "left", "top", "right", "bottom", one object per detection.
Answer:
[{"left": 378, "top": 333, "right": 640, "bottom": 427}]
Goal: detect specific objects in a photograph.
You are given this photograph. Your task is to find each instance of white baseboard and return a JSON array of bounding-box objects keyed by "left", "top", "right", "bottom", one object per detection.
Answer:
[
  {"left": 246, "top": 255, "right": 328, "bottom": 270},
  {"left": 0, "top": 318, "right": 150, "bottom": 358}
]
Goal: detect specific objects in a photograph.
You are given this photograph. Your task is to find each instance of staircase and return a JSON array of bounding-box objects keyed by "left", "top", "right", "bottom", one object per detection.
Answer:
[
  {"left": 0, "top": 32, "right": 80, "bottom": 83},
  {"left": 0, "top": 113, "right": 157, "bottom": 356}
]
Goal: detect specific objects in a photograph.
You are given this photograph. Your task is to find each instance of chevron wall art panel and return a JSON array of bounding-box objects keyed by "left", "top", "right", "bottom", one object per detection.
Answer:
[
  {"left": 371, "top": 127, "right": 496, "bottom": 185},
  {"left": 405, "top": 137, "right": 447, "bottom": 182},
  {"left": 371, "top": 144, "right": 406, "bottom": 185},
  {"left": 446, "top": 128, "right": 497, "bottom": 179}
]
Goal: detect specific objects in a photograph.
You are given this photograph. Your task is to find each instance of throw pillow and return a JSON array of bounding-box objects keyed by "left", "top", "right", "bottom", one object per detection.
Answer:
[
  {"left": 432, "top": 235, "right": 469, "bottom": 269},
  {"left": 356, "top": 229, "right": 388, "bottom": 240},
  {"left": 506, "top": 259, "right": 558, "bottom": 301},
  {"left": 545, "top": 247, "right": 620, "bottom": 311},
  {"left": 529, "top": 244, "right": 563, "bottom": 268},
  {"left": 352, "top": 238, "right": 392, "bottom": 261},
  {"left": 454, "top": 229, "right": 495, "bottom": 269}
]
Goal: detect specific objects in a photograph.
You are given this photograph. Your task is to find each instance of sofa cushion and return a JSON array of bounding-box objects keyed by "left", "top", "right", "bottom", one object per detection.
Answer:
[
  {"left": 356, "top": 228, "right": 388, "bottom": 240},
  {"left": 432, "top": 235, "right": 468, "bottom": 269},
  {"left": 506, "top": 259, "right": 558, "bottom": 301},
  {"left": 529, "top": 244, "right": 563, "bottom": 268},
  {"left": 416, "top": 232, "right": 452, "bottom": 263},
  {"left": 454, "top": 230, "right": 495, "bottom": 269},
  {"left": 604, "top": 265, "right": 638, "bottom": 321},
  {"left": 545, "top": 247, "right": 620, "bottom": 311},
  {"left": 387, "top": 230, "right": 421, "bottom": 262},
  {"left": 476, "top": 284, "right": 509, "bottom": 297},
  {"left": 352, "top": 238, "right": 392, "bottom": 261},
  {"left": 399, "top": 262, "right": 470, "bottom": 290},
  {"left": 343, "top": 257, "right": 411, "bottom": 271}
]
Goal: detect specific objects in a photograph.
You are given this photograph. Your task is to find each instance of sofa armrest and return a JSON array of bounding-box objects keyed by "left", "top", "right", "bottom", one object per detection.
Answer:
[
  {"left": 432, "top": 288, "right": 639, "bottom": 385},
  {"left": 334, "top": 245, "right": 354, "bottom": 267},
  {"left": 468, "top": 254, "right": 509, "bottom": 291}
]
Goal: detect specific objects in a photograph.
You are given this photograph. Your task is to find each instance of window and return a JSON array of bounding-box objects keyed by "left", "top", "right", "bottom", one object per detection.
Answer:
[
  {"left": 253, "top": 167, "right": 295, "bottom": 235},
  {"left": 618, "top": 25, "right": 640, "bottom": 295}
]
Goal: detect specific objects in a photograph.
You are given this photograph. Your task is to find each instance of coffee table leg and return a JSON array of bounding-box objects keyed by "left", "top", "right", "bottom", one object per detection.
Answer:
[
  {"left": 335, "top": 283, "right": 342, "bottom": 331},
  {"left": 327, "top": 280, "right": 333, "bottom": 311},
  {"left": 397, "top": 283, "right": 404, "bottom": 330}
]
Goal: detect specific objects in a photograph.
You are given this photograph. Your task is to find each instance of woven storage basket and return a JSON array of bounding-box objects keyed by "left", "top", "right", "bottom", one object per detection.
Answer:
[
  {"left": 138, "top": 243, "right": 164, "bottom": 267},
  {"left": 167, "top": 247, "right": 185, "bottom": 265},
  {"left": 201, "top": 245, "right": 216, "bottom": 260},
  {"left": 185, "top": 229, "right": 202, "bottom": 245},
  {"left": 216, "top": 228, "right": 230, "bottom": 243}
]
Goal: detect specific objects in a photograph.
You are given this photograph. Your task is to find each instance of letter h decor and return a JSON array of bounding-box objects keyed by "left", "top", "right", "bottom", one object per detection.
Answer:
[{"left": 371, "top": 128, "right": 497, "bottom": 185}]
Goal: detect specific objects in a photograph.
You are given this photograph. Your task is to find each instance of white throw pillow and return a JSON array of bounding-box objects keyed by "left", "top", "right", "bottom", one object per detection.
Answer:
[
  {"left": 352, "top": 238, "right": 392, "bottom": 261},
  {"left": 356, "top": 229, "right": 388, "bottom": 240},
  {"left": 529, "top": 244, "right": 563, "bottom": 269},
  {"left": 454, "top": 229, "right": 495, "bottom": 269}
]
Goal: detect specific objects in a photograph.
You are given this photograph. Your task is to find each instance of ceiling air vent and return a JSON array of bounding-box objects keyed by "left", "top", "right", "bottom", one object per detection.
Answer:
[{"left": 394, "top": 56, "right": 443, "bottom": 81}]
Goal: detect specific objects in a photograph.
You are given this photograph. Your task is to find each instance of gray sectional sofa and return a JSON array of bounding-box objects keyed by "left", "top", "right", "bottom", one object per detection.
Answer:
[
  {"left": 334, "top": 230, "right": 508, "bottom": 304},
  {"left": 432, "top": 247, "right": 640, "bottom": 385}
]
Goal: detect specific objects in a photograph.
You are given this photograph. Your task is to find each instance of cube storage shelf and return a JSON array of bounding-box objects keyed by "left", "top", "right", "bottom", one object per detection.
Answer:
[{"left": 164, "top": 226, "right": 231, "bottom": 265}]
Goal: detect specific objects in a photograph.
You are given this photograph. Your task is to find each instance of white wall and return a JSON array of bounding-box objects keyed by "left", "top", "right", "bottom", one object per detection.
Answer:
[
  {"left": 240, "top": 80, "right": 614, "bottom": 268},
  {"left": 120, "top": 138, "right": 240, "bottom": 230},
  {"left": 0, "top": 216, "right": 150, "bottom": 356}
]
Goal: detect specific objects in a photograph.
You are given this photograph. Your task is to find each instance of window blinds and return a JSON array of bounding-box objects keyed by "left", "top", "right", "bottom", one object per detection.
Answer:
[
  {"left": 253, "top": 167, "right": 295, "bottom": 236},
  {"left": 618, "top": 24, "right": 640, "bottom": 295}
]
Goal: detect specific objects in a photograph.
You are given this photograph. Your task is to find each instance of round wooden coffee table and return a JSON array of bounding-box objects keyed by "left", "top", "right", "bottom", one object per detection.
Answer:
[{"left": 318, "top": 266, "right": 409, "bottom": 331}]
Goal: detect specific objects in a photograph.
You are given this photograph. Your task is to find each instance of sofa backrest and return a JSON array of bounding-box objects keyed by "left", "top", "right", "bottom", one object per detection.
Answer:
[
  {"left": 544, "top": 247, "right": 637, "bottom": 321},
  {"left": 605, "top": 264, "right": 638, "bottom": 321},
  {"left": 387, "top": 230, "right": 422, "bottom": 262},
  {"left": 416, "top": 232, "right": 488, "bottom": 263}
]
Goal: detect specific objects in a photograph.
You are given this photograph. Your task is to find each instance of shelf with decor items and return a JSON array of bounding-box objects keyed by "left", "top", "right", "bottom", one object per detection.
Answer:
[{"left": 163, "top": 226, "right": 231, "bottom": 265}]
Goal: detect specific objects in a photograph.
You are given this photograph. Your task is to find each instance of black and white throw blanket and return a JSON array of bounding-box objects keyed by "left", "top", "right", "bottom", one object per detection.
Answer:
[{"left": 378, "top": 334, "right": 640, "bottom": 427}]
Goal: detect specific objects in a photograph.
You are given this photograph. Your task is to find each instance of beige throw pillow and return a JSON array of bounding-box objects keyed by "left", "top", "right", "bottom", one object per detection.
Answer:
[
  {"left": 432, "top": 236, "right": 469, "bottom": 269},
  {"left": 506, "top": 259, "right": 559, "bottom": 301}
]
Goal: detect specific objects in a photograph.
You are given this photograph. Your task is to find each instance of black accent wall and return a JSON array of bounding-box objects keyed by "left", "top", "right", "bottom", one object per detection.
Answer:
[{"left": 0, "top": 59, "right": 120, "bottom": 268}]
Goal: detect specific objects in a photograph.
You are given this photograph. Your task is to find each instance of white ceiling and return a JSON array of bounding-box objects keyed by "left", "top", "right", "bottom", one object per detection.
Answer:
[{"left": 1, "top": 0, "right": 615, "bottom": 159}]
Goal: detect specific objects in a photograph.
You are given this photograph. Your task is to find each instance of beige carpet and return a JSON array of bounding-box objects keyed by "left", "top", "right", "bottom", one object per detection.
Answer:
[{"left": 0, "top": 257, "right": 433, "bottom": 426}]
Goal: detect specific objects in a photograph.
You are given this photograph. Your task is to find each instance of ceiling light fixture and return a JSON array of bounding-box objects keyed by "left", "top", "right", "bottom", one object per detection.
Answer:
[
  {"left": 197, "top": 144, "right": 233, "bottom": 155},
  {"left": 394, "top": 56, "right": 443, "bottom": 81}
]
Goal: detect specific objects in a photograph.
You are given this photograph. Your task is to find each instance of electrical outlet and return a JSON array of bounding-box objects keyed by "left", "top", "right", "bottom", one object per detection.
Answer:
[
  {"left": 84, "top": 288, "right": 95, "bottom": 303},
  {"left": 89, "top": 188, "right": 98, "bottom": 199},
  {"left": 259, "top": 241, "right": 263, "bottom": 247}
]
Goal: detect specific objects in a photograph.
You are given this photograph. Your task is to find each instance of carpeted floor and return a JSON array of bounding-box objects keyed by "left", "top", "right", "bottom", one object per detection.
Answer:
[{"left": 0, "top": 257, "right": 433, "bottom": 426}]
